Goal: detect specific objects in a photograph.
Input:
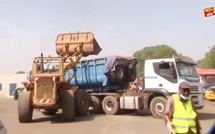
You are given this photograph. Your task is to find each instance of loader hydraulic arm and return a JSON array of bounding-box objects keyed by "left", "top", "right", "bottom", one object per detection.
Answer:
[{"left": 61, "top": 43, "right": 84, "bottom": 81}]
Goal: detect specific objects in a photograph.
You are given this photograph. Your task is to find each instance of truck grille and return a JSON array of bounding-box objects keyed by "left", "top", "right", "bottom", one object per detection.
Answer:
[
  {"left": 189, "top": 86, "right": 198, "bottom": 92},
  {"left": 189, "top": 86, "right": 200, "bottom": 105}
]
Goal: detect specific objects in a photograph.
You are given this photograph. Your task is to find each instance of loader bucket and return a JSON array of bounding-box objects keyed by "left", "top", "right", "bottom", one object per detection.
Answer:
[{"left": 56, "top": 32, "right": 102, "bottom": 57}]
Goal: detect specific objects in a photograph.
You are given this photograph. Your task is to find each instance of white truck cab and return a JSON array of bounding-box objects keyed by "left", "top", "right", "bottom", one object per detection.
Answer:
[{"left": 143, "top": 56, "right": 204, "bottom": 118}]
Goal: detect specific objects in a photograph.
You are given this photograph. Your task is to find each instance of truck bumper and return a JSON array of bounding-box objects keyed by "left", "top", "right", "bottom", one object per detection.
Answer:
[
  {"left": 191, "top": 93, "right": 204, "bottom": 110},
  {"left": 195, "top": 105, "right": 204, "bottom": 110}
]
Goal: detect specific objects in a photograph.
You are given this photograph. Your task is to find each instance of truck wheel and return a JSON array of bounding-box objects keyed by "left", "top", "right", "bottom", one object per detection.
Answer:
[
  {"left": 62, "top": 90, "right": 75, "bottom": 121},
  {"left": 102, "top": 96, "right": 119, "bottom": 115},
  {"left": 111, "top": 66, "right": 125, "bottom": 82},
  {"left": 18, "top": 91, "right": 33, "bottom": 123},
  {"left": 150, "top": 97, "right": 167, "bottom": 119},
  {"left": 74, "top": 90, "right": 90, "bottom": 116},
  {"left": 89, "top": 96, "right": 102, "bottom": 114},
  {"left": 127, "top": 68, "right": 137, "bottom": 82}
]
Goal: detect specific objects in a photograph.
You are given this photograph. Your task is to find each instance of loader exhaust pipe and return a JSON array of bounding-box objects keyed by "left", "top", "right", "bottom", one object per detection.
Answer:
[{"left": 40, "top": 53, "right": 44, "bottom": 73}]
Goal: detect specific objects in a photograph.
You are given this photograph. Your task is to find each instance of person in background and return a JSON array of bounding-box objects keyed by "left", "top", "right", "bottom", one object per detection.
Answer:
[{"left": 163, "top": 81, "right": 201, "bottom": 134}]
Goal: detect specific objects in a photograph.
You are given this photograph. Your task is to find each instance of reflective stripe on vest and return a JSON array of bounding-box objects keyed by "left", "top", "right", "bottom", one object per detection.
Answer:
[{"left": 172, "top": 94, "right": 197, "bottom": 133}]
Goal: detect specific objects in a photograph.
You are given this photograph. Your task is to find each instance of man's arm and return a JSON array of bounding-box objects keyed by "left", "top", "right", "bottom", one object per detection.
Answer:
[{"left": 163, "top": 96, "right": 173, "bottom": 125}]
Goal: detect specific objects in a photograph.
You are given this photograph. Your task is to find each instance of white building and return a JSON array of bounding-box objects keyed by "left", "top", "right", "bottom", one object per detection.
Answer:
[{"left": 0, "top": 74, "right": 28, "bottom": 98}]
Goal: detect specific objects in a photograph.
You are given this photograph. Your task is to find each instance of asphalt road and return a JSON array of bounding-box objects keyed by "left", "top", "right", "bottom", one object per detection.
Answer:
[{"left": 0, "top": 97, "right": 214, "bottom": 134}]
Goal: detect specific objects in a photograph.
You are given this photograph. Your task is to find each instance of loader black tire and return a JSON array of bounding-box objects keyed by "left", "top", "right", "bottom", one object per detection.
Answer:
[
  {"left": 18, "top": 91, "right": 33, "bottom": 123},
  {"left": 150, "top": 97, "right": 167, "bottom": 119},
  {"left": 89, "top": 96, "right": 102, "bottom": 114},
  {"left": 102, "top": 96, "right": 119, "bottom": 115},
  {"left": 62, "top": 90, "right": 75, "bottom": 122},
  {"left": 74, "top": 90, "right": 90, "bottom": 116}
]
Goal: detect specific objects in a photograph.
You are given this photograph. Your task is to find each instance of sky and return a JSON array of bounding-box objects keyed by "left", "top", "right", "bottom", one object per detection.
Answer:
[{"left": 0, "top": 0, "right": 215, "bottom": 74}]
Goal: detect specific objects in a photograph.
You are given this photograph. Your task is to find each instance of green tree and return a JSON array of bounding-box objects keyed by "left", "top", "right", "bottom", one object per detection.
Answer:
[
  {"left": 177, "top": 53, "right": 194, "bottom": 62},
  {"left": 133, "top": 44, "right": 178, "bottom": 77},
  {"left": 202, "top": 45, "right": 215, "bottom": 68},
  {"left": 16, "top": 71, "right": 25, "bottom": 74},
  {"left": 196, "top": 59, "right": 204, "bottom": 68}
]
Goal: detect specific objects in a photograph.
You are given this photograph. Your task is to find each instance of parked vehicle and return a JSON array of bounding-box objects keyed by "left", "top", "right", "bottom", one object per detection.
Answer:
[
  {"left": 13, "top": 87, "right": 25, "bottom": 100},
  {"left": 201, "top": 83, "right": 215, "bottom": 99},
  {"left": 203, "top": 82, "right": 215, "bottom": 90},
  {"left": 17, "top": 32, "right": 101, "bottom": 123},
  {"left": 66, "top": 55, "right": 204, "bottom": 118},
  {"left": 204, "top": 86, "right": 215, "bottom": 101},
  {"left": 202, "top": 83, "right": 215, "bottom": 95}
]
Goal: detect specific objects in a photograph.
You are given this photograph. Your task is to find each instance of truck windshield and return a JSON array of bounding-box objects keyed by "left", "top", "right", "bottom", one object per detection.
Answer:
[{"left": 176, "top": 63, "right": 198, "bottom": 77}]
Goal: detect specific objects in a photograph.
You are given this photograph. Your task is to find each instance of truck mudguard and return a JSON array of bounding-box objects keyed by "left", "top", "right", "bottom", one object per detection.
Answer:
[
  {"left": 143, "top": 88, "right": 171, "bottom": 109},
  {"left": 144, "top": 88, "right": 171, "bottom": 97}
]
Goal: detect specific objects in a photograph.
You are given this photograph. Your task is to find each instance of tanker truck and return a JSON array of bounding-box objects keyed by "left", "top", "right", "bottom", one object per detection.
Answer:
[
  {"left": 64, "top": 55, "right": 204, "bottom": 118},
  {"left": 17, "top": 32, "right": 101, "bottom": 122}
]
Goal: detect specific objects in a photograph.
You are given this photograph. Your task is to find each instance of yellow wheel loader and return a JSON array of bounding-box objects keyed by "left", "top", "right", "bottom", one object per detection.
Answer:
[{"left": 18, "top": 32, "right": 101, "bottom": 122}]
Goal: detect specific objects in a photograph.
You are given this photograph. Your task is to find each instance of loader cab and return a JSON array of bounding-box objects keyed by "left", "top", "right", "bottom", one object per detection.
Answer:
[
  {"left": 41, "top": 60, "right": 60, "bottom": 74},
  {"left": 33, "top": 57, "right": 62, "bottom": 75}
]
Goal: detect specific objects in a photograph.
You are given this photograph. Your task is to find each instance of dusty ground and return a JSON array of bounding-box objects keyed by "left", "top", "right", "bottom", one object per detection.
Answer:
[{"left": 0, "top": 97, "right": 214, "bottom": 134}]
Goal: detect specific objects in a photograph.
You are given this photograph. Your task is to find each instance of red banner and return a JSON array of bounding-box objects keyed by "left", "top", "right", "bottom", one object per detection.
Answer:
[{"left": 204, "top": 7, "right": 215, "bottom": 17}]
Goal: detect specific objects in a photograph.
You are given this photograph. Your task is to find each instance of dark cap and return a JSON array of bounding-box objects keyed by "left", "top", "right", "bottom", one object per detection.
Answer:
[{"left": 179, "top": 81, "right": 189, "bottom": 89}]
